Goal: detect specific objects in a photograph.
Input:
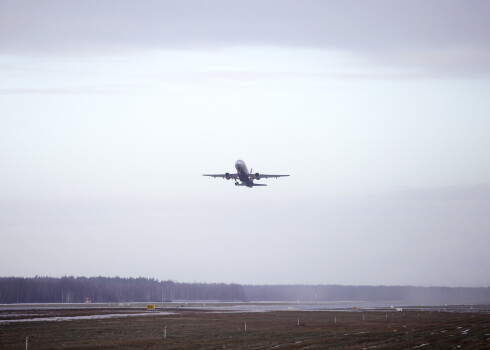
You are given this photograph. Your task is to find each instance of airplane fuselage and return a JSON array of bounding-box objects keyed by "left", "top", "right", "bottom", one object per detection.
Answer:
[{"left": 235, "top": 160, "right": 254, "bottom": 187}]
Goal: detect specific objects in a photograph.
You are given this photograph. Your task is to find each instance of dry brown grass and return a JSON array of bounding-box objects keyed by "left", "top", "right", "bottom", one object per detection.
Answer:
[{"left": 1, "top": 309, "right": 489, "bottom": 349}]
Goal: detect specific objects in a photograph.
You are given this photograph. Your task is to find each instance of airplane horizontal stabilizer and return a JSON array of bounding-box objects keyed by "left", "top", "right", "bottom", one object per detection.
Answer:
[{"left": 253, "top": 184, "right": 267, "bottom": 186}]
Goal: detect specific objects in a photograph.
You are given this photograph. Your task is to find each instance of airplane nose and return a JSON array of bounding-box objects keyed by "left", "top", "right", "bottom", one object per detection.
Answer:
[{"left": 235, "top": 160, "right": 243, "bottom": 171}]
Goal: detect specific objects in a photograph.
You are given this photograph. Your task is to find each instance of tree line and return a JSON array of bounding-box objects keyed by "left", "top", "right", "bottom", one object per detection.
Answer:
[
  {"left": 0, "top": 277, "right": 245, "bottom": 303},
  {"left": 1, "top": 277, "right": 489, "bottom": 304}
]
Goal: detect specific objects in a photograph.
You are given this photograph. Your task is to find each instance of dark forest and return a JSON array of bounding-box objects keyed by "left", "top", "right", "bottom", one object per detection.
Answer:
[{"left": 1, "top": 277, "right": 489, "bottom": 304}]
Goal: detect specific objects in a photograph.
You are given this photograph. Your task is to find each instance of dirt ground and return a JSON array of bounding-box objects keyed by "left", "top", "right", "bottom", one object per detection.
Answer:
[{"left": 1, "top": 308, "right": 489, "bottom": 349}]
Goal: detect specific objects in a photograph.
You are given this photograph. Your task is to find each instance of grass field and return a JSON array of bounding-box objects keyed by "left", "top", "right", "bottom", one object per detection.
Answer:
[{"left": 1, "top": 308, "right": 489, "bottom": 349}]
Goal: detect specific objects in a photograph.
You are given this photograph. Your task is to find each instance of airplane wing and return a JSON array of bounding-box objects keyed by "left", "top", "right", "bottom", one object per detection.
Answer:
[
  {"left": 203, "top": 173, "right": 239, "bottom": 179},
  {"left": 252, "top": 174, "right": 290, "bottom": 179}
]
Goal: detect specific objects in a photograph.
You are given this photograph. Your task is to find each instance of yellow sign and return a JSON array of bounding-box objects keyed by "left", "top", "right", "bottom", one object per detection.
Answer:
[{"left": 147, "top": 304, "right": 155, "bottom": 310}]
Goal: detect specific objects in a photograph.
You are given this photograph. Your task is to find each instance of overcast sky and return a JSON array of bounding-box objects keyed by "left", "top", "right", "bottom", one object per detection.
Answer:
[{"left": 1, "top": 0, "right": 489, "bottom": 287}]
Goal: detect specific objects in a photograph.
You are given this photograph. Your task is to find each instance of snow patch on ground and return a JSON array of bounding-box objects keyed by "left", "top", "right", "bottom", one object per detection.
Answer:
[{"left": 0, "top": 311, "right": 174, "bottom": 324}]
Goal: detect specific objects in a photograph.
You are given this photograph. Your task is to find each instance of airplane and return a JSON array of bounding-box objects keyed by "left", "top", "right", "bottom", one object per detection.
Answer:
[{"left": 203, "top": 160, "right": 289, "bottom": 188}]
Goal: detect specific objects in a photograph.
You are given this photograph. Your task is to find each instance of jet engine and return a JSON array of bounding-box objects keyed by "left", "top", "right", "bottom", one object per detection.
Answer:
[
  {"left": 225, "top": 172, "right": 231, "bottom": 180},
  {"left": 254, "top": 173, "right": 260, "bottom": 180}
]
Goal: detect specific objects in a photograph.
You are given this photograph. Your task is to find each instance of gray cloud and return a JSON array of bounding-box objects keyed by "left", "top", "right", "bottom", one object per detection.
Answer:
[
  {"left": 1, "top": 0, "right": 489, "bottom": 75},
  {"left": 0, "top": 71, "right": 438, "bottom": 97},
  {"left": 181, "top": 71, "right": 433, "bottom": 81}
]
